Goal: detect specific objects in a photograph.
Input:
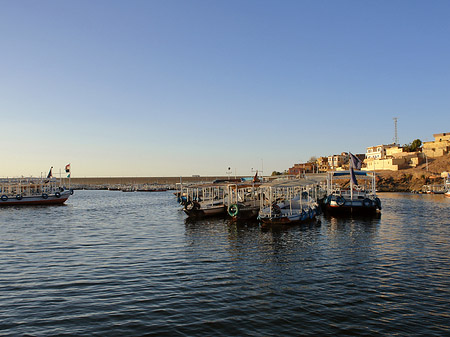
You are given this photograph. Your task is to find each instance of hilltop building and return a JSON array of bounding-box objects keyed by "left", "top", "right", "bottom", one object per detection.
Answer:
[
  {"left": 422, "top": 132, "right": 450, "bottom": 158},
  {"left": 327, "top": 153, "right": 348, "bottom": 170},
  {"left": 363, "top": 144, "right": 424, "bottom": 171},
  {"left": 366, "top": 144, "right": 399, "bottom": 160},
  {"left": 288, "top": 162, "right": 315, "bottom": 175},
  {"left": 316, "top": 157, "right": 329, "bottom": 172},
  {"left": 286, "top": 132, "right": 450, "bottom": 174}
]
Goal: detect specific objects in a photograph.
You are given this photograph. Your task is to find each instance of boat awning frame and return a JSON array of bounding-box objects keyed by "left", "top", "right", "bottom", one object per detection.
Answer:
[{"left": 332, "top": 171, "right": 367, "bottom": 177}]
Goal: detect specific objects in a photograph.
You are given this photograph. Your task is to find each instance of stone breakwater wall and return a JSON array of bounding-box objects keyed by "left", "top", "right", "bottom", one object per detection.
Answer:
[{"left": 64, "top": 176, "right": 234, "bottom": 190}]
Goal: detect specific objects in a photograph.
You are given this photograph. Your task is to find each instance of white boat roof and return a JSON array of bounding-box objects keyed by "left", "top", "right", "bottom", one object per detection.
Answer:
[
  {"left": 263, "top": 174, "right": 326, "bottom": 188},
  {"left": 329, "top": 170, "right": 375, "bottom": 177}
]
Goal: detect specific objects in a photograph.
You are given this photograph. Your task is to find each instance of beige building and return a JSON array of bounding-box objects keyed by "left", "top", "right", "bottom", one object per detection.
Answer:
[
  {"left": 288, "top": 163, "right": 315, "bottom": 175},
  {"left": 386, "top": 146, "right": 405, "bottom": 157},
  {"left": 316, "top": 157, "right": 329, "bottom": 172},
  {"left": 422, "top": 132, "right": 450, "bottom": 158},
  {"left": 328, "top": 152, "right": 348, "bottom": 170},
  {"left": 364, "top": 153, "right": 424, "bottom": 171},
  {"left": 363, "top": 144, "right": 424, "bottom": 171}
]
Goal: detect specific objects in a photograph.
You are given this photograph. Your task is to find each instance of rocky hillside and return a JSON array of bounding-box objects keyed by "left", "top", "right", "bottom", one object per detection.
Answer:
[{"left": 376, "top": 153, "right": 450, "bottom": 192}]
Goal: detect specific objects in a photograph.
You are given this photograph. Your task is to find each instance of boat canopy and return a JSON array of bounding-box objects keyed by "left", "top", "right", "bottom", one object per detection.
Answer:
[
  {"left": 264, "top": 178, "right": 319, "bottom": 188},
  {"left": 332, "top": 171, "right": 367, "bottom": 177}
]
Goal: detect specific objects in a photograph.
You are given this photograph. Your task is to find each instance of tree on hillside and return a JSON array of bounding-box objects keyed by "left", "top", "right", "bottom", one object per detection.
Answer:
[
  {"left": 307, "top": 156, "right": 317, "bottom": 163},
  {"left": 403, "top": 139, "right": 422, "bottom": 152}
]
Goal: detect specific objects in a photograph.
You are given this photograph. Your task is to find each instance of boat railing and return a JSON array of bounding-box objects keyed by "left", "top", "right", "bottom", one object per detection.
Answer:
[
  {"left": 330, "top": 187, "right": 375, "bottom": 199},
  {"left": 0, "top": 177, "right": 66, "bottom": 197},
  {"left": 422, "top": 184, "right": 446, "bottom": 194},
  {"left": 184, "top": 185, "right": 228, "bottom": 207},
  {"left": 226, "top": 183, "right": 260, "bottom": 206},
  {"left": 259, "top": 184, "right": 317, "bottom": 217}
]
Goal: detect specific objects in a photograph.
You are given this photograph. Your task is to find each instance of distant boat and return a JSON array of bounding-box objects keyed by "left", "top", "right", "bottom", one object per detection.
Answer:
[
  {"left": 0, "top": 177, "right": 73, "bottom": 206},
  {"left": 122, "top": 184, "right": 168, "bottom": 192},
  {"left": 137, "top": 188, "right": 167, "bottom": 192},
  {"left": 445, "top": 176, "right": 450, "bottom": 198},
  {"left": 423, "top": 184, "right": 446, "bottom": 194}
]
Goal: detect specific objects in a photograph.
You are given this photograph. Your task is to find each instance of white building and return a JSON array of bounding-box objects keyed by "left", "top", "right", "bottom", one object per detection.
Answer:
[
  {"left": 365, "top": 144, "right": 398, "bottom": 160},
  {"left": 364, "top": 144, "right": 423, "bottom": 171}
]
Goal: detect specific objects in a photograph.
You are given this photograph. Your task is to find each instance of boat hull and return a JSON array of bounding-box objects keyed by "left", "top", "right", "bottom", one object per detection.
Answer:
[
  {"left": 0, "top": 190, "right": 72, "bottom": 206},
  {"left": 259, "top": 207, "right": 318, "bottom": 225},
  {"left": 183, "top": 205, "right": 226, "bottom": 218},
  {"left": 227, "top": 203, "right": 260, "bottom": 221},
  {"left": 323, "top": 195, "right": 381, "bottom": 215},
  {"left": 325, "top": 204, "right": 379, "bottom": 215}
]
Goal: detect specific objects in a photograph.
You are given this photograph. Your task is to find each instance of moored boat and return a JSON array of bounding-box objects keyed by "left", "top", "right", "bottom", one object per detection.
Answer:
[
  {"left": 0, "top": 177, "right": 73, "bottom": 206},
  {"left": 323, "top": 153, "right": 381, "bottom": 215},
  {"left": 323, "top": 171, "right": 381, "bottom": 214},
  {"left": 226, "top": 181, "right": 261, "bottom": 221},
  {"left": 445, "top": 175, "right": 450, "bottom": 198},
  {"left": 258, "top": 178, "right": 320, "bottom": 225},
  {"left": 423, "top": 184, "right": 446, "bottom": 194},
  {"left": 182, "top": 184, "right": 227, "bottom": 217}
]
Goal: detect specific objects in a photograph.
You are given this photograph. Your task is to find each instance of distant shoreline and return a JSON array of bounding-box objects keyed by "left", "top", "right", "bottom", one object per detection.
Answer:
[{"left": 63, "top": 176, "right": 239, "bottom": 187}]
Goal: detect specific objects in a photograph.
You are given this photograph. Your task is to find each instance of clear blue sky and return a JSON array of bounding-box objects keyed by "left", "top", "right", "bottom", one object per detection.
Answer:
[{"left": 1, "top": 0, "right": 449, "bottom": 177}]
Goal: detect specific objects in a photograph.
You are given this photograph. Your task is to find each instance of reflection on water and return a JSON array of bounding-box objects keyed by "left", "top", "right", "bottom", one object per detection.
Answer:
[{"left": 0, "top": 191, "right": 449, "bottom": 336}]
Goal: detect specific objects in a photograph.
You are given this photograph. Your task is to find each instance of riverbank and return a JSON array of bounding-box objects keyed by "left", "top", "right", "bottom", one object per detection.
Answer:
[
  {"left": 62, "top": 154, "right": 450, "bottom": 192},
  {"left": 376, "top": 153, "right": 450, "bottom": 192}
]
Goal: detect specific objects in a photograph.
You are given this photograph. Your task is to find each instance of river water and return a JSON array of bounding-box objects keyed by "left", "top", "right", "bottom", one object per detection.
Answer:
[{"left": 0, "top": 191, "right": 449, "bottom": 336}]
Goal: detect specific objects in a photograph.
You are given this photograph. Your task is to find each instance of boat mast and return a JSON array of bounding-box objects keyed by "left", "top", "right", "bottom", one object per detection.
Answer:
[{"left": 349, "top": 153, "right": 353, "bottom": 201}]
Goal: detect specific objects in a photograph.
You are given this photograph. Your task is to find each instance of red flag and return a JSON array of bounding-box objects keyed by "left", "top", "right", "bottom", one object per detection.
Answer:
[{"left": 65, "top": 164, "right": 71, "bottom": 173}]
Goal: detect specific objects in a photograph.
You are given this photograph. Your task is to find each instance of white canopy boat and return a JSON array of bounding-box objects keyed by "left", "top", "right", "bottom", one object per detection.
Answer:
[
  {"left": 0, "top": 177, "right": 73, "bottom": 206},
  {"left": 445, "top": 174, "right": 450, "bottom": 198},
  {"left": 182, "top": 184, "right": 227, "bottom": 217},
  {"left": 258, "top": 178, "right": 320, "bottom": 225},
  {"left": 226, "top": 181, "right": 261, "bottom": 221}
]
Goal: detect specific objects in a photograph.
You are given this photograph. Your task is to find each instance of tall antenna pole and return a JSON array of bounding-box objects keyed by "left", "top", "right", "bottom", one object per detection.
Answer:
[{"left": 393, "top": 117, "right": 398, "bottom": 145}]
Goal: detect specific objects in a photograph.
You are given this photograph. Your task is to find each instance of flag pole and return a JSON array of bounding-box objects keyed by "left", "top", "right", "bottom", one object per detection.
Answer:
[{"left": 349, "top": 153, "right": 353, "bottom": 201}]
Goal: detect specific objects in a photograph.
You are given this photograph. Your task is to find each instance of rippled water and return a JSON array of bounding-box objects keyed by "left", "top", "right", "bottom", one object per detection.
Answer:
[{"left": 0, "top": 191, "right": 449, "bottom": 336}]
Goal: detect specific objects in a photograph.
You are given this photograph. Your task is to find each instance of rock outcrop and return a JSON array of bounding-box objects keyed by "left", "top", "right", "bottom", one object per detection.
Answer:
[{"left": 375, "top": 153, "right": 450, "bottom": 192}]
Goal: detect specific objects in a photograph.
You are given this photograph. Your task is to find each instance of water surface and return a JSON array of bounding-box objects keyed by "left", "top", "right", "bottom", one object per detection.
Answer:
[{"left": 0, "top": 191, "right": 449, "bottom": 336}]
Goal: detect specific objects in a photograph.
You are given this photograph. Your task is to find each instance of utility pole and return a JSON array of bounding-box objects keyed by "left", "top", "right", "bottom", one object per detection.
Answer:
[{"left": 393, "top": 117, "right": 398, "bottom": 145}]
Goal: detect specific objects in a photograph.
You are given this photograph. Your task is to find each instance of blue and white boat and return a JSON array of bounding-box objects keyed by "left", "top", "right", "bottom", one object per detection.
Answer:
[
  {"left": 323, "top": 170, "right": 381, "bottom": 214},
  {"left": 323, "top": 153, "right": 381, "bottom": 215}
]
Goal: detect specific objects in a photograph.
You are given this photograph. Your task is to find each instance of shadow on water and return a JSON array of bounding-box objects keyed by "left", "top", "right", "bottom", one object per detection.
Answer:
[
  {"left": 259, "top": 218, "right": 322, "bottom": 232},
  {"left": 183, "top": 213, "right": 324, "bottom": 261},
  {"left": 323, "top": 211, "right": 381, "bottom": 222},
  {"left": 184, "top": 214, "right": 228, "bottom": 225},
  {"left": 322, "top": 211, "right": 381, "bottom": 236}
]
